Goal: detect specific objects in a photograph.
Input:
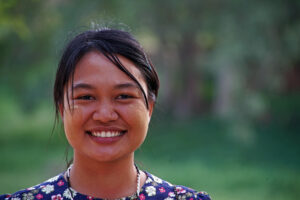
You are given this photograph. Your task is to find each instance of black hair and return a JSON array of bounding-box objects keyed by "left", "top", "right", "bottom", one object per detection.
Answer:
[{"left": 54, "top": 28, "right": 160, "bottom": 119}]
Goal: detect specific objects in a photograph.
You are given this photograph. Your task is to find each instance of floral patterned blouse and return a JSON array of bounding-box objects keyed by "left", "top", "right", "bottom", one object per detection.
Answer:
[{"left": 0, "top": 171, "right": 211, "bottom": 200}]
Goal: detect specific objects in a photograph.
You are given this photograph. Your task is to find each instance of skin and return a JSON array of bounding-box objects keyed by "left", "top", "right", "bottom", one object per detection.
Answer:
[{"left": 59, "top": 51, "right": 154, "bottom": 198}]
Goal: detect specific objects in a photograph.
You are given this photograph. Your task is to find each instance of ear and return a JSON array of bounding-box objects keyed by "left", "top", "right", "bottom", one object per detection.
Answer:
[{"left": 147, "top": 100, "right": 155, "bottom": 122}]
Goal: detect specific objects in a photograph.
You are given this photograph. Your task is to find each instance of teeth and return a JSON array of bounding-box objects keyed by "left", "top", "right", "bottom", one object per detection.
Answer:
[{"left": 91, "top": 131, "right": 122, "bottom": 138}]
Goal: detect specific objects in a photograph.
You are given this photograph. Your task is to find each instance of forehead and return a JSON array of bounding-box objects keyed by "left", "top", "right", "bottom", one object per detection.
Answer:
[{"left": 69, "top": 51, "right": 146, "bottom": 90}]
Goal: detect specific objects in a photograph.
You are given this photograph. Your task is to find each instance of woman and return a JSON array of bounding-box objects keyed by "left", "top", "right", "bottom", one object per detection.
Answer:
[{"left": 0, "top": 28, "right": 211, "bottom": 200}]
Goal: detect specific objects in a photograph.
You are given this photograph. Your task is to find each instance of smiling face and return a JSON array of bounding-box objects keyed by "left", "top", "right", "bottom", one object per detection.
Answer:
[{"left": 61, "top": 51, "right": 153, "bottom": 163}]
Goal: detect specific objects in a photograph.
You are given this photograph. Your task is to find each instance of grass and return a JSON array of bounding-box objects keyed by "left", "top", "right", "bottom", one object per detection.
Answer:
[{"left": 0, "top": 116, "right": 299, "bottom": 200}]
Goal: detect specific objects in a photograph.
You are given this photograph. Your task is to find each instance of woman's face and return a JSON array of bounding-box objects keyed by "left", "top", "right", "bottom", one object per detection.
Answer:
[{"left": 60, "top": 51, "right": 153, "bottom": 163}]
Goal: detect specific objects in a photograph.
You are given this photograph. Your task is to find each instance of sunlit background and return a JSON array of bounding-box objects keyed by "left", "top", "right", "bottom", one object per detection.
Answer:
[{"left": 0, "top": 0, "right": 299, "bottom": 199}]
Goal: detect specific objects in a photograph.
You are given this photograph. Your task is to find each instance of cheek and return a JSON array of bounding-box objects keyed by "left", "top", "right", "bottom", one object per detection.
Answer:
[
  {"left": 63, "top": 105, "right": 88, "bottom": 134},
  {"left": 120, "top": 103, "right": 150, "bottom": 131}
]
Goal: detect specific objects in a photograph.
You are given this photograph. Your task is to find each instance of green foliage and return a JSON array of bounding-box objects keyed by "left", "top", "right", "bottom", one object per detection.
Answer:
[{"left": 0, "top": 0, "right": 299, "bottom": 121}]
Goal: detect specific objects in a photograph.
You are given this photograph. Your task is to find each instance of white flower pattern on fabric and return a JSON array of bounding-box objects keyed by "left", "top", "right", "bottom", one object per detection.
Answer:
[
  {"left": 51, "top": 194, "right": 63, "bottom": 200},
  {"left": 168, "top": 191, "right": 175, "bottom": 197},
  {"left": 0, "top": 171, "right": 211, "bottom": 200},
  {"left": 145, "top": 186, "right": 156, "bottom": 196},
  {"left": 152, "top": 175, "right": 163, "bottom": 184},
  {"left": 145, "top": 177, "right": 152, "bottom": 184},
  {"left": 22, "top": 192, "right": 34, "bottom": 200},
  {"left": 186, "top": 192, "right": 193, "bottom": 197},
  {"left": 62, "top": 188, "right": 77, "bottom": 200},
  {"left": 63, "top": 189, "right": 72, "bottom": 200},
  {"left": 46, "top": 175, "right": 60, "bottom": 183},
  {"left": 41, "top": 185, "right": 54, "bottom": 194},
  {"left": 178, "top": 195, "right": 186, "bottom": 200},
  {"left": 69, "top": 188, "right": 77, "bottom": 197}
]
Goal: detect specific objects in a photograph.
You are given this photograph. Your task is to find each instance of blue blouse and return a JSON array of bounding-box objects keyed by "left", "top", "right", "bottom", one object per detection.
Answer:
[{"left": 0, "top": 171, "right": 211, "bottom": 200}]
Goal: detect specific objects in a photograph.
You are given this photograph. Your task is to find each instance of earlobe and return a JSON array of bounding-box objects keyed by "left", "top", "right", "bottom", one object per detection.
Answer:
[{"left": 148, "top": 101, "right": 155, "bottom": 122}]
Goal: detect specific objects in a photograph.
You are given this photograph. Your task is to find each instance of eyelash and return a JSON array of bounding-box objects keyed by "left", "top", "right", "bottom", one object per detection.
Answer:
[
  {"left": 75, "top": 95, "right": 94, "bottom": 100},
  {"left": 116, "top": 94, "right": 134, "bottom": 100},
  {"left": 74, "top": 94, "right": 135, "bottom": 101}
]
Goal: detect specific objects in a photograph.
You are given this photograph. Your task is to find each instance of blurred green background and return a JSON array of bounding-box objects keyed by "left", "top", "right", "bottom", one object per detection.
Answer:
[{"left": 0, "top": 0, "right": 300, "bottom": 199}]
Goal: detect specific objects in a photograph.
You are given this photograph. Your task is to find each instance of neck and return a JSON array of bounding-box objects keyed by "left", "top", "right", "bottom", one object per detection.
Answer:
[{"left": 68, "top": 151, "right": 138, "bottom": 199}]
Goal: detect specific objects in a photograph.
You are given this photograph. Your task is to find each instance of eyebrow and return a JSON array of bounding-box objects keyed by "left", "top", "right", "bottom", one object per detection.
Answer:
[
  {"left": 114, "top": 82, "right": 140, "bottom": 90},
  {"left": 73, "top": 83, "right": 96, "bottom": 90},
  {"left": 72, "top": 82, "right": 140, "bottom": 90}
]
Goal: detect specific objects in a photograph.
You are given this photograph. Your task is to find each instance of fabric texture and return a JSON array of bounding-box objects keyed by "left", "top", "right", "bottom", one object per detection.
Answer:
[{"left": 0, "top": 171, "right": 211, "bottom": 200}]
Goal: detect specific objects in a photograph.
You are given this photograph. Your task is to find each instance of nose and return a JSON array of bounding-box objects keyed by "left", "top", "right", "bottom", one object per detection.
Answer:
[{"left": 92, "top": 100, "right": 118, "bottom": 123}]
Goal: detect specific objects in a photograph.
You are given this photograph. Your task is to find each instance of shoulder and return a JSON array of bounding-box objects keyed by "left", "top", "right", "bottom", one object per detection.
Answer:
[
  {"left": 0, "top": 173, "right": 69, "bottom": 200},
  {"left": 173, "top": 185, "right": 211, "bottom": 200},
  {"left": 141, "top": 171, "right": 211, "bottom": 200}
]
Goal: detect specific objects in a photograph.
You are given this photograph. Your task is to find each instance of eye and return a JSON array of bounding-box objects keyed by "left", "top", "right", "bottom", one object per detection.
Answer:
[
  {"left": 116, "top": 94, "right": 134, "bottom": 100},
  {"left": 76, "top": 95, "right": 95, "bottom": 100}
]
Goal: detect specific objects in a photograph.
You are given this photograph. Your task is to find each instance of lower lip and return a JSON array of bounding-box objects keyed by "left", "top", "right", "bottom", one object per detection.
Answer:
[{"left": 88, "top": 133, "right": 124, "bottom": 144}]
